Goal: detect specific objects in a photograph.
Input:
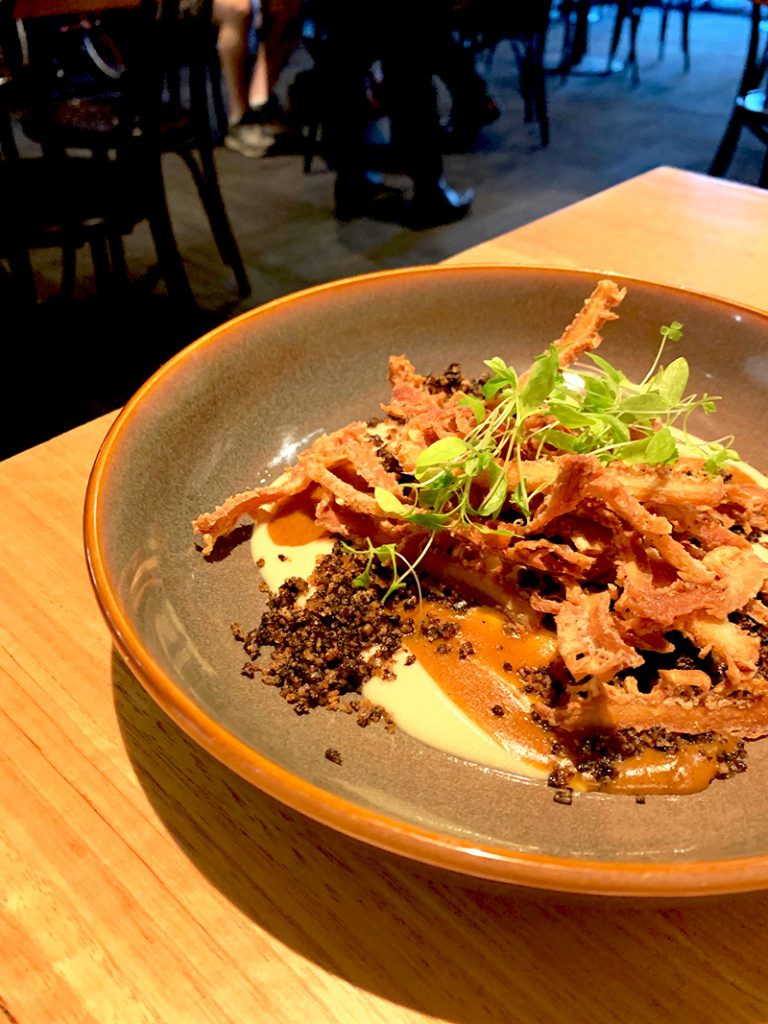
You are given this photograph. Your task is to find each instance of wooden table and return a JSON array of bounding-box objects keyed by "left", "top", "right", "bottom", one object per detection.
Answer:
[{"left": 3, "top": 166, "right": 768, "bottom": 1024}]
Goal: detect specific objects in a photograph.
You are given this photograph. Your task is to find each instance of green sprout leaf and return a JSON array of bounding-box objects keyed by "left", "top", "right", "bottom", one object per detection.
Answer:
[
  {"left": 476, "top": 461, "right": 508, "bottom": 517},
  {"left": 660, "top": 321, "right": 684, "bottom": 343},
  {"left": 458, "top": 394, "right": 486, "bottom": 425},
  {"left": 374, "top": 487, "right": 412, "bottom": 517},
  {"left": 519, "top": 346, "right": 559, "bottom": 413},
  {"left": 645, "top": 427, "right": 678, "bottom": 465},
  {"left": 373, "top": 316, "right": 735, "bottom": 546},
  {"left": 701, "top": 442, "right": 739, "bottom": 476},
  {"left": 586, "top": 353, "right": 624, "bottom": 384},
  {"left": 652, "top": 356, "right": 689, "bottom": 406},
  {"left": 414, "top": 437, "right": 468, "bottom": 479},
  {"left": 482, "top": 357, "right": 518, "bottom": 400},
  {"left": 342, "top": 539, "right": 398, "bottom": 590}
]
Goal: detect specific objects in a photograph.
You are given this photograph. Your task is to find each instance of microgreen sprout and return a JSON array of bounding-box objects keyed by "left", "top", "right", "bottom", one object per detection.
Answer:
[
  {"left": 373, "top": 320, "right": 739, "bottom": 534},
  {"left": 342, "top": 535, "right": 433, "bottom": 605}
]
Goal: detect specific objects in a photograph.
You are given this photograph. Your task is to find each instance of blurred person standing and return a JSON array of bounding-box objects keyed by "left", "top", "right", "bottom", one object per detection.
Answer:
[
  {"left": 313, "top": 0, "right": 474, "bottom": 228},
  {"left": 213, "top": 0, "right": 304, "bottom": 156}
]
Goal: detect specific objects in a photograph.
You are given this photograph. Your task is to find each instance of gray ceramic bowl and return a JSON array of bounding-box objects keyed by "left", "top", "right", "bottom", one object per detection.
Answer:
[{"left": 85, "top": 264, "right": 768, "bottom": 897}]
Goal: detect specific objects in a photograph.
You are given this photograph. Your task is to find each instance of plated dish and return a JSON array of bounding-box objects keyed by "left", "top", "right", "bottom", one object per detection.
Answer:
[
  {"left": 85, "top": 265, "right": 768, "bottom": 897},
  {"left": 193, "top": 277, "right": 768, "bottom": 798}
]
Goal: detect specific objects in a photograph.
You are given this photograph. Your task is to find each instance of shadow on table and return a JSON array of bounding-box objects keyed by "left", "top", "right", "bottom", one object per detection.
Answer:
[
  {"left": 114, "top": 652, "right": 768, "bottom": 1024},
  {"left": 2, "top": 290, "right": 225, "bottom": 461}
]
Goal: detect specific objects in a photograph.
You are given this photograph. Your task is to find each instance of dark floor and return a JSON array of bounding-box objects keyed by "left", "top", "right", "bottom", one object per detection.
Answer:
[{"left": 3, "top": 5, "right": 764, "bottom": 460}]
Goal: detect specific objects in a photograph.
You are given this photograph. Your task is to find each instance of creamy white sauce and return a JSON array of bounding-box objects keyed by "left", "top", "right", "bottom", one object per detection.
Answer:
[
  {"left": 744, "top": 463, "right": 768, "bottom": 488},
  {"left": 249, "top": 519, "right": 539, "bottom": 775},
  {"left": 250, "top": 517, "right": 334, "bottom": 591},
  {"left": 364, "top": 652, "right": 548, "bottom": 777}
]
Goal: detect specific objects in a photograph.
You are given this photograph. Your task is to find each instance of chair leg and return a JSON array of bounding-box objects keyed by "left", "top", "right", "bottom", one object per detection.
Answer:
[
  {"left": 207, "top": 52, "right": 228, "bottom": 146},
  {"left": 609, "top": 1, "right": 641, "bottom": 83},
  {"left": 608, "top": 5, "right": 626, "bottom": 70},
  {"left": 181, "top": 146, "right": 251, "bottom": 300},
  {"left": 108, "top": 230, "right": 130, "bottom": 291},
  {"left": 89, "top": 230, "right": 113, "bottom": 296},
  {"left": 627, "top": 3, "right": 641, "bottom": 87},
  {"left": 144, "top": 159, "right": 198, "bottom": 312},
  {"left": 554, "top": 0, "right": 576, "bottom": 73},
  {"left": 303, "top": 115, "right": 320, "bottom": 175},
  {"left": 659, "top": 4, "right": 669, "bottom": 60},
  {"left": 531, "top": 34, "right": 550, "bottom": 148},
  {"left": 659, "top": 0, "right": 691, "bottom": 70},
  {"left": 709, "top": 111, "right": 743, "bottom": 178},
  {"left": 681, "top": 1, "right": 692, "bottom": 73},
  {"left": 199, "top": 162, "right": 250, "bottom": 299},
  {"left": 515, "top": 42, "right": 534, "bottom": 125},
  {"left": 60, "top": 240, "right": 78, "bottom": 303}
]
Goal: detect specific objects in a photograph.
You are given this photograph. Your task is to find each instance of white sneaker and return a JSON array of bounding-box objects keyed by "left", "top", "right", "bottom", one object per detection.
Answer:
[{"left": 223, "top": 121, "right": 274, "bottom": 158}]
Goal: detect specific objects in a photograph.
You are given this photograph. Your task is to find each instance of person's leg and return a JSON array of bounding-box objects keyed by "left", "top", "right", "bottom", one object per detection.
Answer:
[
  {"left": 259, "top": 0, "right": 305, "bottom": 98},
  {"left": 313, "top": 2, "right": 389, "bottom": 215},
  {"left": 245, "top": 0, "right": 305, "bottom": 126},
  {"left": 435, "top": 33, "right": 500, "bottom": 149},
  {"left": 214, "top": 0, "right": 280, "bottom": 155},
  {"left": 247, "top": 41, "right": 269, "bottom": 111},
  {"left": 213, "top": 0, "right": 254, "bottom": 126},
  {"left": 380, "top": 1, "right": 473, "bottom": 226}
]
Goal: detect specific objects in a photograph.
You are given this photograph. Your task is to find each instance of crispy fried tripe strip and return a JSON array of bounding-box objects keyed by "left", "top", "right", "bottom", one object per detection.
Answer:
[{"left": 518, "top": 278, "right": 627, "bottom": 388}]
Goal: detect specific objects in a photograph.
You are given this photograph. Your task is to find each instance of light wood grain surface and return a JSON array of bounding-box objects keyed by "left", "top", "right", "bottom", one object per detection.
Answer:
[
  {"left": 3, "top": 166, "right": 768, "bottom": 1024},
  {"left": 449, "top": 165, "right": 768, "bottom": 313}
]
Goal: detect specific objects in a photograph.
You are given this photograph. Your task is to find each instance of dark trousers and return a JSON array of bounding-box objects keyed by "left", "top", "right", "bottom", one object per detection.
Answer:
[{"left": 314, "top": 0, "right": 451, "bottom": 189}]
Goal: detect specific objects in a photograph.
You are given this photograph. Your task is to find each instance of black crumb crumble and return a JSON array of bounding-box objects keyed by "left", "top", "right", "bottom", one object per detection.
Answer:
[
  {"left": 325, "top": 748, "right": 343, "bottom": 765},
  {"left": 420, "top": 612, "right": 460, "bottom": 641},
  {"left": 424, "top": 362, "right": 489, "bottom": 398},
  {"left": 548, "top": 765, "right": 573, "bottom": 789},
  {"left": 517, "top": 664, "right": 566, "bottom": 707},
  {"left": 233, "top": 544, "right": 406, "bottom": 728},
  {"left": 374, "top": 444, "right": 403, "bottom": 479},
  {"left": 546, "top": 727, "right": 749, "bottom": 789}
]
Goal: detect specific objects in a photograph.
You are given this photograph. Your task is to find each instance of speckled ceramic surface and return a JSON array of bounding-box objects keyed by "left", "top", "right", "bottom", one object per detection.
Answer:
[{"left": 85, "top": 265, "right": 768, "bottom": 897}]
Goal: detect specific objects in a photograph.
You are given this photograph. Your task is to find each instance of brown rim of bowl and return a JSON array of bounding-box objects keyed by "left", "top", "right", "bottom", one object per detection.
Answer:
[{"left": 84, "top": 263, "right": 768, "bottom": 899}]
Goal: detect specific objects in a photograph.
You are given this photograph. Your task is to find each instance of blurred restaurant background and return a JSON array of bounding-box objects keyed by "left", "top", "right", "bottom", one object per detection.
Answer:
[{"left": 1, "top": 0, "right": 765, "bottom": 459}]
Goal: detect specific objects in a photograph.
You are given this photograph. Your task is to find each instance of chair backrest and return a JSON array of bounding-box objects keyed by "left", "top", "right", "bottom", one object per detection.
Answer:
[
  {"left": 4, "top": 1, "right": 222, "bottom": 224},
  {"left": 6, "top": 0, "right": 142, "bottom": 149},
  {"left": 6, "top": 0, "right": 217, "bottom": 155},
  {"left": 13, "top": 0, "right": 139, "bottom": 15},
  {"left": 738, "top": 1, "right": 768, "bottom": 98}
]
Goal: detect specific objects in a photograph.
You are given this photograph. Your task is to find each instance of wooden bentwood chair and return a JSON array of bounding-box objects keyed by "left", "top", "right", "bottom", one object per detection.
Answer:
[
  {"left": 8, "top": 0, "right": 250, "bottom": 307},
  {"left": 709, "top": 0, "right": 768, "bottom": 188},
  {"left": 555, "top": 0, "right": 692, "bottom": 84},
  {"left": 1, "top": 0, "right": 137, "bottom": 306}
]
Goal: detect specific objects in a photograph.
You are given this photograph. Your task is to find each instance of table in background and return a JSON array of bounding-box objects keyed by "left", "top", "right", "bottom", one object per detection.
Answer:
[{"left": 2, "top": 166, "right": 768, "bottom": 1024}]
